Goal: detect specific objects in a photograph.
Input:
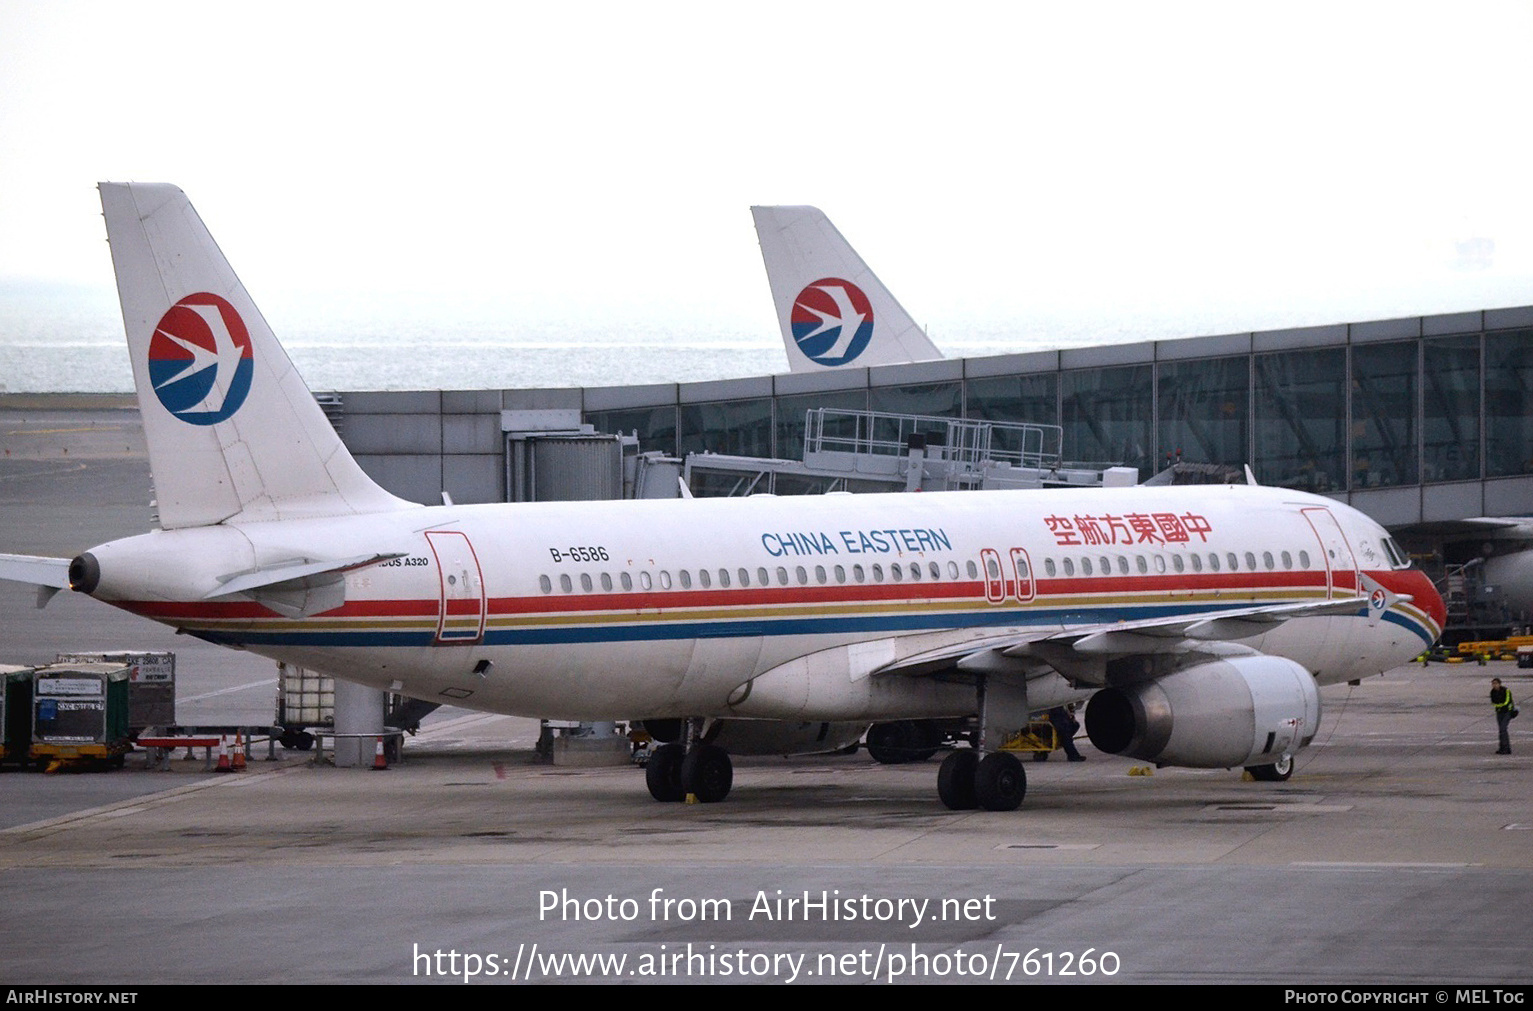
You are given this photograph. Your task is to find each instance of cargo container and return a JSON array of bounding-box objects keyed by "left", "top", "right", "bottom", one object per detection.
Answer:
[
  {"left": 56, "top": 651, "right": 175, "bottom": 732},
  {"left": 30, "top": 661, "right": 132, "bottom": 769},
  {"left": 1, "top": 665, "right": 34, "bottom": 765}
]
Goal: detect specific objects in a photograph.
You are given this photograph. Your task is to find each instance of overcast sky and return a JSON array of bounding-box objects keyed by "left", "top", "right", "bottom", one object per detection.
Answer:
[{"left": 3, "top": 1, "right": 1531, "bottom": 348}]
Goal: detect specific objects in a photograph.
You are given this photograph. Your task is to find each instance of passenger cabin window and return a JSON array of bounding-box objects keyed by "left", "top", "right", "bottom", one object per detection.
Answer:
[
  {"left": 559, "top": 574, "right": 573, "bottom": 593},
  {"left": 834, "top": 565, "right": 846, "bottom": 583},
  {"left": 948, "top": 561, "right": 960, "bottom": 579},
  {"left": 872, "top": 564, "right": 885, "bottom": 583},
  {"left": 795, "top": 566, "right": 808, "bottom": 585},
  {"left": 717, "top": 568, "right": 729, "bottom": 588},
  {"left": 539, "top": 575, "right": 552, "bottom": 594},
  {"left": 659, "top": 571, "right": 672, "bottom": 589},
  {"left": 854, "top": 564, "right": 866, "bottom": 582},
  {"left": 1045, "top": 558, "right": 1057, "bottom": 577},
  {"left": 1189, "top": 554, "right": 1202, "bottom": 573},
  {"left": 1263, "top": 551, "right": 1275, "bottom": 570},
  {"left": 621, "top": 572, "right": 633, "bottom": 591},
  {"left": 1281, "top": 551, "right": 1293, "bottom": 569},
  {"left": 640, "top": 572, "right": 652, "bottom": 590},
  {"left": 815, "top": 565, "right": 827, "bottom": 585},
  {"left": 1081, "top": 558, "right": 1092, "bottom": 576},
  {"left": 738, "top": 568, "right": 750, "bottom": 587},
  {"left": 698, "top": 569, "right": 710, "bottom": 588},
  {"left": 757, "top": 567, "right": 769, "bottom": 586},
  {"left": 890, "top": 565, "right": 903, "bottom": 583},
  {"left": 600, "top": 573, "right": 613, "bottom": 591},
  {"left": 1063, "top": 558, "right": 1075, "bottom": 577},
  {"left": 679, "top": 570, "right": 692, "bottom": 589},
  {"left": 1136, "top": 556, "right": 1148, "bottom": 574},
  {"left": 966, "top": 560, "right": 979, "bottom": 579},
  {"left": 1172, "top": 556, "right": 1185, "bottom": 573},
  {"left": 1299, "top": 550, "right": 1311, "bottom": 569},
  {"left": 775, "top": 566, "right": 788, "bottom": 585}
]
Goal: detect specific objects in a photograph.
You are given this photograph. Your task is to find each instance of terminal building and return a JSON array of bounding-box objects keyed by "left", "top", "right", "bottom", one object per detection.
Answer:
[{"left": 329, "top": 303, "right": 1533, "bottom": 639}]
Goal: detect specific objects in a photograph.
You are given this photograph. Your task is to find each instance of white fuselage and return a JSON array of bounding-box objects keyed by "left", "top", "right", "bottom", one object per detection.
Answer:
[{"left": 81, "top": 483, "right": 1444, "bottom": 723}]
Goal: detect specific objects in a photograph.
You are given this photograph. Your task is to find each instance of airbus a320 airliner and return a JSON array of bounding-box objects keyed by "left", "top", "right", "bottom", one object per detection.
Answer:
[{"left": 0, "top": 184, "right": 1445, "bottom": 811}]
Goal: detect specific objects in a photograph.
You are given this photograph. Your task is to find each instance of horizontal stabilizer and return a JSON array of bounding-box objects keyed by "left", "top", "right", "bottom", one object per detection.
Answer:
[
  {"left": 206, "top": 553, "right": 406, "bottom": 599},
  {"left": 207, "top": 552, "right": 405, "bottom": 619},
  {"left": 0, "top": 553, "right": 72, "bottom": 608}
]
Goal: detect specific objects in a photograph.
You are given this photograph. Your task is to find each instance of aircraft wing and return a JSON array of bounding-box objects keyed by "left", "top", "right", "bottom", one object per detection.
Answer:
[{"left": 871, "top": 595, "right": 1375, "bottom": 685}]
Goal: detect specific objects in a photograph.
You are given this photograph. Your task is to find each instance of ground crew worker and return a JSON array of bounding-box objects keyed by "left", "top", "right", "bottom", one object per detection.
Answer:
[{"left": 1491, "top": 678, "right": 1514, "bottom": 755}]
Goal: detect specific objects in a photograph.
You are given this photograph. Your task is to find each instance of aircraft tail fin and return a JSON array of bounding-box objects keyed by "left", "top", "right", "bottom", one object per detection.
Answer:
[
  {"left": 751, "top": 205, "right": 942, "bottom": 372},
  {"left": 98, "top": 183, "right": 413, "bottom": 529}
]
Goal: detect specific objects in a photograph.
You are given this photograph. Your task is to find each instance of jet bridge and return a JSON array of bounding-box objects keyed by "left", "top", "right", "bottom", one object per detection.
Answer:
[{"left": 681, "top": 408, "right": 1131, "bottom": 497}]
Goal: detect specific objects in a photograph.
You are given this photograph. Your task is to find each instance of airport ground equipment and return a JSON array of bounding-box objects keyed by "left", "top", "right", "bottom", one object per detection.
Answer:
[
  {"left": 56, "top": 650, "right": 174, "bottom": 733},
  {"left": 1, "top": 664, "right": 35, "bottom": 764},
  {"left": 275, "top": 662, "right": 424, "bottom": 761},
  {"left": 29, "top": 661, "right": 132, "bottom": 770}
]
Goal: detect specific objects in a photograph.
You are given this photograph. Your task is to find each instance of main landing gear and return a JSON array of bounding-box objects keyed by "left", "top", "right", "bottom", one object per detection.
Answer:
[
  {"left": 937, "top": 748, "right": 1026, "bottom": 811},
  {"left": 645, "top": 741, "right": 734, "bottom": 803}
]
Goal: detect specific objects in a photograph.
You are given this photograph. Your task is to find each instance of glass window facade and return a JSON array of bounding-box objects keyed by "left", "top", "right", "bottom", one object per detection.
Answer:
[
  {"left": 587, "top": 406, "right": 678, "bottom": 457},
  {"left": 567, "top": 318, "right": 1528, "bottom": 498},
  {"left": 1351, "top": 342, "right": 1417, "bottom": 487},
  {"left": 1157, "top": 356, "right": 1248, "bottom": 469},
  {"left": 775, "top": 389, "right": 867, "bottom": 461},
  {"left": 1062, "top": 365, "right": 1152, "bottom": 477},
  {"left": 1423, "top": 335, "right": 1480, "bottom": 482},
  {"left": 1486, "top": 330, "right": 1533, "bottom": 478},
  {"left": 679, "top": 398, "right": 772, "bottom": 458},
  {"left": 1255, "top": 348, "right": 1346, "bottom": 492}
]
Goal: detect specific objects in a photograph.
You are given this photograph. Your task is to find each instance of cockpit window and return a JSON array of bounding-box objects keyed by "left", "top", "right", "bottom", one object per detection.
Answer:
[{"left": 1382, "top": 537, "right": 1411, "bottom": 569}]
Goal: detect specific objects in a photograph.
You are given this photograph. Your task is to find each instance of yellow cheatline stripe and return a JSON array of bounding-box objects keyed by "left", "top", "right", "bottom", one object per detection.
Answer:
[{"left": 179, "top": 586, "right": 1352, "bottom": 635}]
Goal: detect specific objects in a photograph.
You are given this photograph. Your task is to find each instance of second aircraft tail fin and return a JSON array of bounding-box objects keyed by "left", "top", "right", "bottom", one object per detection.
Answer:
[
  {"left": 99, "top": 183, "right": 414, "bottom": 529},
  {"left": 751, "top": 205, "right": 942, "bottom": 372}
]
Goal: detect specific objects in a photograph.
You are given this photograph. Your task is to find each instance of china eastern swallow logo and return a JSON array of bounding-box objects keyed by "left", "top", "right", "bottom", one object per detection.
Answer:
[
  {"left": 791, "top": 277, "right": 875, "bottom": 366},
  {"left": 147, "top": 293, "right": 254, "bottom": 425}
]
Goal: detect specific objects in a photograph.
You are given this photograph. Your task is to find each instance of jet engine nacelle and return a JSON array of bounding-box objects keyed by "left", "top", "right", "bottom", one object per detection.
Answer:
[{"left": 1084, "top": 655, "right": 1320, "bottom": 768}]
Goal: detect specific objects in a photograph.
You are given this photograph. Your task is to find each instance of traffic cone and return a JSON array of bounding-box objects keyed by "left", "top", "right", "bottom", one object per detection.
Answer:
[
  {"left": 231, "top": 732, "right": 247, "bottom": 772},
  {"left": 372, "top": 735, "right": 388, "bottom": 770},
  {"left": 214, "top": 736, "right": 232, "bottom": 773}
]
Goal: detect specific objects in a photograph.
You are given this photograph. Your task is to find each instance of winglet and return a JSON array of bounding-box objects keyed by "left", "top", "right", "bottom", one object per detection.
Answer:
[{"left": 751, "top": 206, "right": 942, "bottom": 372}]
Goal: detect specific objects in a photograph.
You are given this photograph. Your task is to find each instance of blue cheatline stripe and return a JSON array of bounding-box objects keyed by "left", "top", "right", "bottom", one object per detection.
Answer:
[{"left": 182, "top": 601, "right": 1438, "bottom": 650}]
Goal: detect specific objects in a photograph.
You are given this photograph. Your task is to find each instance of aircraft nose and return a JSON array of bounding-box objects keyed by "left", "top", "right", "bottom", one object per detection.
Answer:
[{"left": 1412, "top": 569, "right": 1448, "bottom": 635}]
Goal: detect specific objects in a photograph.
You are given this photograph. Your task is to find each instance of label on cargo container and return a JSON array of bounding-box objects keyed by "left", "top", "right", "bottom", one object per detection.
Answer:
[{"left": 37, "top": 678, "right": 102, "bottom": 697}]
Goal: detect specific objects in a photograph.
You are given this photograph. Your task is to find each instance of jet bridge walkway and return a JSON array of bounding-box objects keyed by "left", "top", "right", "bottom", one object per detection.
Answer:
[{"left": 682, "top": 408, "right": 1132, "bottom": 497}]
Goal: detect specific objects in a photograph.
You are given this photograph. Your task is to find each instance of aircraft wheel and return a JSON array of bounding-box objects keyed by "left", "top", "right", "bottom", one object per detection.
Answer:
[
  {"left": 937, "top": 749, "right": 979, "bottom": 810},
  {"left": 681, "top": 743, "right": 732, "bottom": 803},
  {"left": 1246, "top": 754, "right": 1294, "bottom": 782},
  {"left": 974, "top": 752, "right": 1026, "bottom": 811},
  {"left": 645, "top": 743, "right": 686, "bottom": 802}
]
